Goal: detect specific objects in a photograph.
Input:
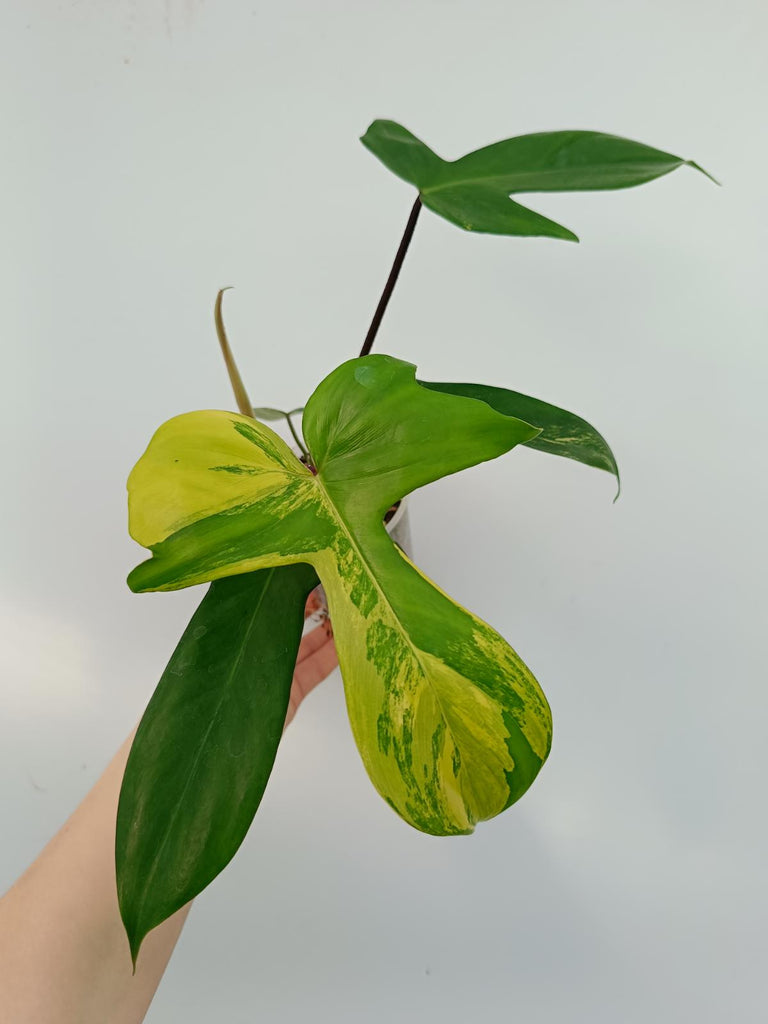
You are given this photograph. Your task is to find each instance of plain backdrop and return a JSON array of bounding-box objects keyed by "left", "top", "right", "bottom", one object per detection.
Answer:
[{"left": 1, "top": 1, "right": 766, "bottom": 1021}]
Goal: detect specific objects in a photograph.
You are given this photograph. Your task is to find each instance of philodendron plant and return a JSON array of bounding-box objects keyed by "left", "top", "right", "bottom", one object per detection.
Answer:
[{"left": 118, "top": 120, "right": 713, "bottom": 963}]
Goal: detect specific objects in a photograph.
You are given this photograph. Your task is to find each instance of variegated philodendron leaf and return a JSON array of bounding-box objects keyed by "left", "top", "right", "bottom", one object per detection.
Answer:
[{"left": 127, "top": 354, "right": 552, "bottom": 836}]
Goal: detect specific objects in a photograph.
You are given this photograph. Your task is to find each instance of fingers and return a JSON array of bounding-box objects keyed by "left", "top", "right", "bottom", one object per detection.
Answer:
[
  {"left": 304, "top": 589, "right": 326, "bottom": 619},
  {"left": 284, "top": 624, "right": 338, "bottom": 728},
  {"left": 296, "top": 617, "right": 333, "bottom": 662},
  {"left": 294, "top": 636, "right": 338, "bottom": 694}
]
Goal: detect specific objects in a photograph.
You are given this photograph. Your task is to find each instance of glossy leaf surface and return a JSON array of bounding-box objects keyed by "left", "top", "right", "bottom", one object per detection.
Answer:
[
  {"left": 361, "top": 119, "right": 714, "bottom": 240},
  {"left": 117, "top": 563, "right": 317, "bottom": 964},
  {"left": 127, "top": 355, "right": 552, "bottom": 837},
  {"left": 420, "top": 379, "right": 620, "bottom": 497}
]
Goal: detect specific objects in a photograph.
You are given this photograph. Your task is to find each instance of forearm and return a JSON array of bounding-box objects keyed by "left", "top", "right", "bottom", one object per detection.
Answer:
[
  {"left": 0, "top": 730, "right": 191, "bottom": 1024},
  {"left": 0, "top": 620, "right": 336, "bottom": 1023}
]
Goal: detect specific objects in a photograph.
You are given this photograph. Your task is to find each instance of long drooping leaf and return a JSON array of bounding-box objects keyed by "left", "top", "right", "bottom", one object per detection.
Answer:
[
  {"left": 420, "top": 379, "right": 620, "bottom": 498},
  {"left": 117, "top": 563, "right": 317, "bottom": 965},
  {"left": 127, "top": 355, "right": 552, "bottom": 837},
  {"left": 361, "top": 119, "right": 715, "bottom": 240}
]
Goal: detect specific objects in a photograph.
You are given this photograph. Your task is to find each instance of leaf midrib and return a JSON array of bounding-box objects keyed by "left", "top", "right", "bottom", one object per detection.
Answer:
[
  {"left": 419, "top": 161, "right": 681, "bottom": 196},
  {"left": 312, "top": 475, "right": 479, "bottom": 824}
]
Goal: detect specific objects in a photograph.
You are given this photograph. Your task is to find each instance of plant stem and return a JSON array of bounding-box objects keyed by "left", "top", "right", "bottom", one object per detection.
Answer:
[
  {"left": 359, "top": 196, "right": 422, "bottom": 358},
  {"left": 214, "top": 288, "right": 254, "bottom": 417},
  {"left": 285, "top": 412, "right": 309, "bottom": 461},
  {"left": 214, "top": 290, "right": 311, "bottom": 463}
]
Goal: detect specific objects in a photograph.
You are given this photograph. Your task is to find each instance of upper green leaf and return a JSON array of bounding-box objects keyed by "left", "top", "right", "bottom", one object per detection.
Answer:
[
  {"left": 419, "top": 379, "right": 620, "bottom": 498},
  {"left": 127, "top": 355, "right": 551, "bottom": 836},
  {"left": 361, "top": 119, "right": 716, "bottom": 240}
]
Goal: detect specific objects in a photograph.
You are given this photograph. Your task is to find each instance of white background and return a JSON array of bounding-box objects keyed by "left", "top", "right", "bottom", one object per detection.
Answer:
[{"left": 1, "top": 1, "right": 766, "bottom": 1020}]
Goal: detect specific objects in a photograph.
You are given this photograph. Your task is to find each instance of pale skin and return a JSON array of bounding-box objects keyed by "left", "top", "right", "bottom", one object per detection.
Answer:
[{"left": 0, "top": 610, "right": 338, "bottom": 1024}]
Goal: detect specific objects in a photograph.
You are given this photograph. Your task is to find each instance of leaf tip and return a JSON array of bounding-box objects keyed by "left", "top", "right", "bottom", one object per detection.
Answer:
[
  {"left": 359, "top": 119, "right": 384, "bottom": 149},
  {"left": 128, "top": 934, "right": 143, "bottom": 975},
  {"left": 687, "top": 160, "right": 721, "bottom": 187},
  {"left": 120, "top": 906, "right": 145, "bottom": 974},
  {"left": 126, "top": 566, "right": 143, "bottom": 594},
  {"left": 547, "top": 219, "right": 579, "bottom": 243},
  {"left": 610, "top": 463, "right": 621, "bottom": 502}
]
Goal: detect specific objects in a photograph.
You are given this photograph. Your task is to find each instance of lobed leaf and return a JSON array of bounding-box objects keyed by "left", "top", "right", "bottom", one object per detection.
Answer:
[
  {"left": 361, "top": 119, "right": 715, "bottom": 240},
  {"left": 127, "top": 355, "right": 552, "bottom": 838}
]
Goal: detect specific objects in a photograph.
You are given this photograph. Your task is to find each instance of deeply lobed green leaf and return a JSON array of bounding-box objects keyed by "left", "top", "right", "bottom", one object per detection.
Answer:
[{"left": 361, "top": 119, "right": 715, "bottom": 239}]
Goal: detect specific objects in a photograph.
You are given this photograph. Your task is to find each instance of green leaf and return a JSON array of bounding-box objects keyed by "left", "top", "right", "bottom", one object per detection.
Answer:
[
  {"left": 251, "top": 406, "right": 291, "bottom": 421},
  {"left": 251, "top": 407, "right": 305, "bottom": 421},
  {"left": 420, "top": 379, "right": 620, "bottom": 499},
  {"left": 116, "top": 563, "right": 317, "bottom": 966},
  {"left": 361, "top": 119, "right": 716, "bottom": 240},
  {"left": 127, "top": 355, "right": 552, "bottom": 837}
]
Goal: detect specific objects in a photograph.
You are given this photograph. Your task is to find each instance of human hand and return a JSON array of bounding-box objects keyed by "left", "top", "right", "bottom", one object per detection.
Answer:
[{"left": 285, "top": 594, "right": 338, "bottom": 727}]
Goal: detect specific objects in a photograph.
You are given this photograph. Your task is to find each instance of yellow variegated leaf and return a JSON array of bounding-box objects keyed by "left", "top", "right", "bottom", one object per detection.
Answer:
[{"left": 128, "top": 355, "right": 552, "bottom": 834}]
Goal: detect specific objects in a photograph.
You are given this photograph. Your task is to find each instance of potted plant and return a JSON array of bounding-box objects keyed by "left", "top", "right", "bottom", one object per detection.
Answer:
[{"left": 117, "top": 119, "right": 713, "bottom": 965}]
